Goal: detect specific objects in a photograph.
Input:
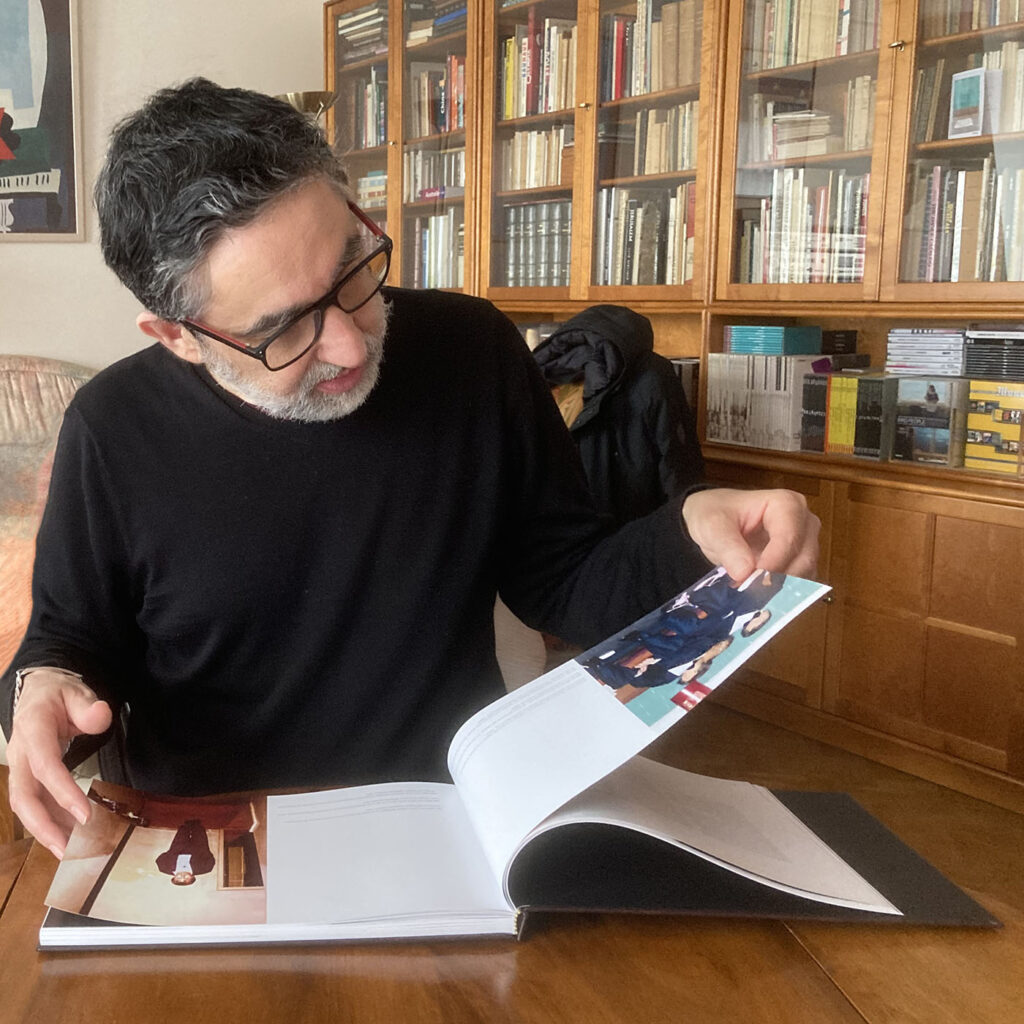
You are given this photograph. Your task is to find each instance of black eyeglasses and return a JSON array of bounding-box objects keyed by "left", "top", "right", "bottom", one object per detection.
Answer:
[{"left": 181, "top": 202, "right": 392, "bottom": 371}]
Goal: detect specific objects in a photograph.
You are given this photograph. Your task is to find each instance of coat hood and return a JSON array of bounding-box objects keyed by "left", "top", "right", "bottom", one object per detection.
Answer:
[{"left": 532, "top": 306, "right": 655, "bottom": 411}]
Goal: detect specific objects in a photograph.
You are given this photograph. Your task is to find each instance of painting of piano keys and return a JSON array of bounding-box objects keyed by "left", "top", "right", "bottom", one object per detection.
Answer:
[{"left": 0, "top": 0, "right": 82, "bottom": 239}]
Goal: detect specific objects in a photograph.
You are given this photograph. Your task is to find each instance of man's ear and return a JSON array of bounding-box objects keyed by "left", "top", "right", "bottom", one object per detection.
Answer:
[{"left": 137, "top": 312, "right": 204, "bottom": 364}]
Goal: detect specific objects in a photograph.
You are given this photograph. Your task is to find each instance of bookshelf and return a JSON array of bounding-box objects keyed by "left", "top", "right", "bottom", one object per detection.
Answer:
[{"left": 323, "top": 1, "right": 1024, "bottom": 810}]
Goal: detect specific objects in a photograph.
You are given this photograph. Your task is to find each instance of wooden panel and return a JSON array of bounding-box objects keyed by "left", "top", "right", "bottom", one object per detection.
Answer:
[
  {"left": 742, "top": 600, "right": 828, "bottom": 707},
  {"left": 842, "top": 500, "right": 931, "bottom": 615},
  {"left": 930, "top": 516, "right": 1024, "bottom": 638},
  {"left": 834, "top": 606, "right": 926, "bottom": 723},
  {"left": 923, "top": 628, "right": 1020, "bottom": 755}
]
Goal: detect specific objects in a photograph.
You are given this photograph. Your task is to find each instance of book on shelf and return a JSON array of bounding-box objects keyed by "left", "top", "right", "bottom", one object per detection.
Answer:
[
  {"left": 885, "top": 327, "right": 966, "bottom": 376},
  {"left": 821, "top": 328, "right": 858, "bottom": 354},
  {"left": 964, "top": 327, "right": 1024, "bottom": 381},
  {"left": 824, "top": 373, "right": 859, "bottom": 456},
  {"left": 799, "top": 371, "right": 830, "bottom": 453},
  {"left": 852, "top": 374, "right": 898, "bottom": 460},
  {"left": 706, "top": 353, "right": 820, "bottom": 451},
  {"left": 948, "top": 68, "right": 1002, "bottom": 139},
  {"left": 39, "top": 567, "right": 998, "bottom": 951},
  {"left": 965, "top": 379, "right": 1024, "bottom": 475},
  {"left": 723, "top": 324, "right": 822, "bottom": 355},
  {"left": 891, "top": 376, "right": 969, "bottom": 467}
]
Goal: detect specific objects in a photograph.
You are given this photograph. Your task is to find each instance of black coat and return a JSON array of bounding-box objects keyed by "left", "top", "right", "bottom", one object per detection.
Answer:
[{"left": 533, "top": 306, "right": 704, "bottom": 525}]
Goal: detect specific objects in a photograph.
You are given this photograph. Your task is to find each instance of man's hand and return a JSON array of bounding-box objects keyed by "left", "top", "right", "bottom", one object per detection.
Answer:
[
  {"left": 682, "top": 488, "right": 820, "bottom": 582},
  {"left": 6, "top": 669, "right": 112, "bottom": 859}
]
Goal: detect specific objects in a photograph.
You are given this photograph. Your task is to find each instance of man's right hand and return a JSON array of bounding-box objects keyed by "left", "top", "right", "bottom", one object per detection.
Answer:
[{"left": 6, "top": 669, "right": 112, "bottom": 859}]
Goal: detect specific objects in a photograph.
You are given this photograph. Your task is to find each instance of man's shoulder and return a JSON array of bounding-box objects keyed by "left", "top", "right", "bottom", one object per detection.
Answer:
[{"left": 70, "top": 344, "right": 189, "bottom": 421}]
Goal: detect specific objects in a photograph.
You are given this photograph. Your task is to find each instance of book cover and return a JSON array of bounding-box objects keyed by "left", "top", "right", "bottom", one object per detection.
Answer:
[
  {"left": 852, "top": 374, "right": 898, "bottom": 460},
  {"left": 965, "top": 379, "right": 1024, "bottom": 475},
  {"left": 891, "top": 377, "right": 969, "bottom": 466}
]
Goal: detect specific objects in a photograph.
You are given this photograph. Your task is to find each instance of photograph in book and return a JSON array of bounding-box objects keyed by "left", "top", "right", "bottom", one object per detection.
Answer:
[{"left": 578, "top": 568, "right": 820, "bottom": 725}]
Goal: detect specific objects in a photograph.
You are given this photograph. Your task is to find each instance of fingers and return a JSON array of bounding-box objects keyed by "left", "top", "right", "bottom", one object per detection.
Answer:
[
  {"left": 682, "top": 488, "right": 821, "bottom": 579},
  {"left": 6, "top": 671, "right": 110, "bottom": 856}
]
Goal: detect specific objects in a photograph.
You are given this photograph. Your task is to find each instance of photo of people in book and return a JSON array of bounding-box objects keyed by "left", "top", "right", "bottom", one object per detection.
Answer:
[
  {"left": 579, "top": 567, "right": 798, "bottom": 725},
  {"left": 45, "top": 780, "right": 267, "bottom": 928}
]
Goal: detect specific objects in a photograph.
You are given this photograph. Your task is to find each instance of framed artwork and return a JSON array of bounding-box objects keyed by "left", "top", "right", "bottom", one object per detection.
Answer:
[{"left": 0, "top": 0, "right": 83, "bottom": 240}]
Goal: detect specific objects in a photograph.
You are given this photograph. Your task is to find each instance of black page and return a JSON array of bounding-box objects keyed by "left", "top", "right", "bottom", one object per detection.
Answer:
[{"left": 506, "top": 790, "right": 999, "bottom": 928}]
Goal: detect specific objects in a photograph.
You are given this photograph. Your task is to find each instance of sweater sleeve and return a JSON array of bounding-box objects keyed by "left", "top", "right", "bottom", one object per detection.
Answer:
[
  {"left": 492, "top": 320, "right": 714, "bottom": 648},
  {"left": 1, "top": 405, "right": 136, "bottom": 741}
]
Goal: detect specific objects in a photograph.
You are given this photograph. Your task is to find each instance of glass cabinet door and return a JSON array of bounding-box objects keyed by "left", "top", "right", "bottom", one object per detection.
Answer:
[
  {"left": 328, "top": 1, "right": 391, "bottom": 232},
  {"left": 401, "top": 0, "right": 473, "bottom": 290},
  {"left": 485, "top": 0, "right": 580, "bottom": 293},
  {"left": 895, "top": 2, "right": 1024, "bottom": 294},
  {"left": 591, "top": 0, "right": 705, "bottom": 293},
  {"left": 721, "top": 0, "right": 886, "bottom": 296}
]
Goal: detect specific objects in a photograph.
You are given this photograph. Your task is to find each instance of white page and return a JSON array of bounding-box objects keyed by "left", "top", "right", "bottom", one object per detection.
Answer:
[
  {"left": 513, "top": 756, "right": 900, "bottom": 914},
  {"left": 449, "top": 571, "right": 831, "bottom": 884},
  {"left": 265, "top": 782, "right": 510, "bottom": 925}
]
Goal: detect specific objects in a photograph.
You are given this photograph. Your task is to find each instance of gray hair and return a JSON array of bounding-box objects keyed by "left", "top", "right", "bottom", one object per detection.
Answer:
[{"left": 94, "top": 78, "right": 349, "bottom": 321}]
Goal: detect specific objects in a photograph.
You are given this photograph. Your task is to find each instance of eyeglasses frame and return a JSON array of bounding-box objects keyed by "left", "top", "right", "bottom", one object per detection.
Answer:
[{"left": 180, "top": 201, "right": 392, "bottom": 372}]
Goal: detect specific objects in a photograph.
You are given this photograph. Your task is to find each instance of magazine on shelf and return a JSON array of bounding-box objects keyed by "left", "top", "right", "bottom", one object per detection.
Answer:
[{"left": 39, "top": 568, "right": 996, "bottom": 950}]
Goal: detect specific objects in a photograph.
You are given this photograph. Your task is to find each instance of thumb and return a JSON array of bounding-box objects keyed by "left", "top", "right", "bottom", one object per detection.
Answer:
[{"left": 65, "top": 694, "right": 113, "bottom": 737}]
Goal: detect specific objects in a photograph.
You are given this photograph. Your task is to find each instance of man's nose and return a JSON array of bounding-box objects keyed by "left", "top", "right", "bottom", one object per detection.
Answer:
[{"left": 315, "top": 304, "right": 367, "bottom": 366}]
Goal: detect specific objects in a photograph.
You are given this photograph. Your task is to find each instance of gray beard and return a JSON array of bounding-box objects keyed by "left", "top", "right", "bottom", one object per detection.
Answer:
[{"left": 198, "top": 305, "right": 389, "bottom": 423}]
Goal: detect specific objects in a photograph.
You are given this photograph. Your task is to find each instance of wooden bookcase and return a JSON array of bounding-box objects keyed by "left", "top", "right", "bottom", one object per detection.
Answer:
[{"left": 324, "top": 0, "right": 1024, "bottom": 811}]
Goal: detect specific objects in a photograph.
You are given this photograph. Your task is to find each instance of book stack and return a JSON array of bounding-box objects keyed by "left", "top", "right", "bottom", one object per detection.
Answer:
[
  {"left": 631, "top": 101, "right": 700, "bottom": 176},
  {"left": 599, "top": 0, "right": 703, "bottom": 101},
  {"left": 723, "top": 324, "right": 822, "bottom": 355},
  {"left": 499, "top": 10, "right": 578, "bottom": 120},
  {"left": 503, "top": 200, "right": 572, "bottom": 288},
  {"left": 403, "top": 146, "right": 465, "bottom": 203},
  {"left": 706, "top": 353, "right": 820, "bottom": 451},
  {"left": 410, "top": 209, "right": 464, "bottom": 289},
  {"left": 354, "top": 170, "right": 387, "bottom": 211},
  {"left": 920, "top": 0, "right": 1024, "bottom": 36},
  {"left": 745, "top": 89, "right": 810, "bottom": 163},
  {"left": 799, "top": 372, "right": 898, "bottom": 460},
  {"left": 885, "top": 327, "right": 966, "bottom": 376},
  {"left": 965, "top": 379, "right": 1024, "bottom": 475},
  {"left": 891, "top": 377, "right": 969, "bottom": 467},
  {"left": 770, "top": 109, "right": 837, "bottom": 160},
  {"left": 335, "top": 64, "right": 387, "bottom": 152},
  {"left": 745, "top": 0, "right": 881, "bottom": 71},
  {"left": 335, "top": 1, "right": 388, "bottom": 63},
  {"left": 595, "top": 183, "right": 696, "bottom": 286},
  {"left": 407, "top": 55, "right": 466, "bottom": 138},
  {"left": 498, "top": 125, "right": 573, "bottom": 191},
  {"left": 964, "top": 324, "right": 1024, "bottom": 382},
  {"left": 737, "top": 168, "right": 870, "bottom": 284},
  {"left": 909, "top": 57, "right": 950, "bottom": 143}
]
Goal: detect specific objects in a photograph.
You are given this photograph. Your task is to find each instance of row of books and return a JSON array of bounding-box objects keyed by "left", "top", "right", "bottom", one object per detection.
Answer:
[
  {"left": 497, "top": 125, "right": 573, "bottom": 191},
  {"left": 975, "top": 44, "right": 1024, "bottom": 134},
  {"left": 885, "top": 325, "right": 1024, "bottom": 381},
  {"left": 903, "top": 158, "right": 1024, "bottom": 284},
  {"left": 502, "top": 199, "right": 572, "bottom": 288},
  {"left": 736, "top": 167, "right": 869, "bottom": 284},
  {"left": 498, "top": 11, "right": 577, "bottom": 121},
  {"left": 402, "top": 146, "right": 465, "bottom": 204},
  {"left": 707, "top": 352, "right": 1024, "bottom": 474},
  {"left": 407, "top": 56, "right": 466, "bottom": 139},
  {"left": 628, "top": 100, "right": 700, "bottom": 177},
  {"left": 598, "top": 0, "right": 703, "bottom": 102},
  {"left": 408, "top": 209, "right": 464, "bottom": 290},
  {"left": 355, "top": 170, "right": 387, "bottom": 211},
  {"left": 743, "top": 77, "right": 874, "bottom": 164},
  {"left": 335, "top": 65, "right": 387, "bottom": 152},
  {"left": 594, "top": 183, "right": 697, "bottom": 286},
  {"left": 744, "top": 0, "right": 880, "bottom": 72},
  {"left": 405, "top": 1, "right": 467, "bottom": 44},
  {"left": 919, "top": 0, "right": 1023, "bottom": 39},
  {"left": 335, "top": 1, "right": 388, "bottom": 64}
]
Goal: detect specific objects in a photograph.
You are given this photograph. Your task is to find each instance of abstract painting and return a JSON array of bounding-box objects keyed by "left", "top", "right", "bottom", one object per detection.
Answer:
[{"left": 0, "top": 0, "right": 82, "bottom": 239}]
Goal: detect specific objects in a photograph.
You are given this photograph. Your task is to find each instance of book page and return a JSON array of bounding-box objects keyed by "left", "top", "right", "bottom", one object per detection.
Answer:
[
  {"left": 448, "top": 569, "right": 830, "bottom": 882},
  {"left": 513, "top": 756, "right": 900, "bottom": 915},
  {"left": 265, "top": 783, "right": 509, "bottom": 925}
]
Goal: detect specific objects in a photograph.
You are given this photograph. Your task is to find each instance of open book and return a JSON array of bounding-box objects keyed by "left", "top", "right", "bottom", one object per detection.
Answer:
[{"left": 40, "top": 568, "right": 996, "bottom": 949}]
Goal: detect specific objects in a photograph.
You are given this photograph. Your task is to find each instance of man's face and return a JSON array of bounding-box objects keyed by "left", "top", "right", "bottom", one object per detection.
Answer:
[{"left": 190, "top": 179, "right": 388, "bottom": 422}]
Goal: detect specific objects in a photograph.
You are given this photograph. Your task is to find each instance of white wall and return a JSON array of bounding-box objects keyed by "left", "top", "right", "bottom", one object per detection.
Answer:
[{"left": 0, "top": 0, "right": 326, "bottom": 369}]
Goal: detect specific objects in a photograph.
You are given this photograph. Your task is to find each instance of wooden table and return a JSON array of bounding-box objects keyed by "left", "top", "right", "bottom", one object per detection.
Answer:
[{"left": 1, "top": 706, "right": 1021, "bottom": 1024}]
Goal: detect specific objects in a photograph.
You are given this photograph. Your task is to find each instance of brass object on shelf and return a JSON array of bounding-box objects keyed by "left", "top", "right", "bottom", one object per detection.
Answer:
[{"left": 275, "top": 91, "right": 338, "bottom": 124}]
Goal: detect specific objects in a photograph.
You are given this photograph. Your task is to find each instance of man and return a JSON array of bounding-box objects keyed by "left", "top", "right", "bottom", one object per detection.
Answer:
[{"left": 1, "top": 79, "right": 819, "bottom": 861}]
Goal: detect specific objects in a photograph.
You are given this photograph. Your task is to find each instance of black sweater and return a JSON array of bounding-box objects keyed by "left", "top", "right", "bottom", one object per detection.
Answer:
[{"left": 2, "top": 289, "right": 711, "bottom": 794}]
